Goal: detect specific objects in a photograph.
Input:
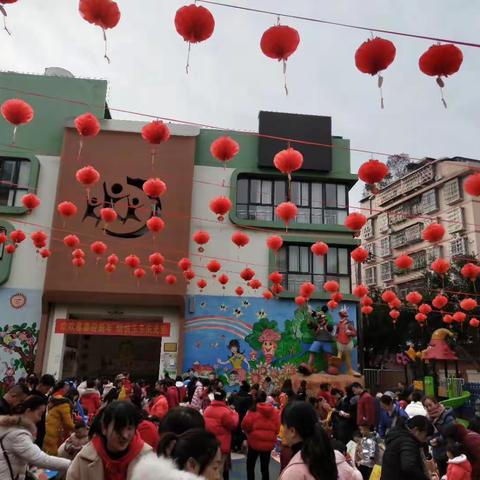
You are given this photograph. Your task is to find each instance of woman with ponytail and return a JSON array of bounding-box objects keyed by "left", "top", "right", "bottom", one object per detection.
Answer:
[{"left": 279, "top": 401, "right": 337, "bottom": 480}]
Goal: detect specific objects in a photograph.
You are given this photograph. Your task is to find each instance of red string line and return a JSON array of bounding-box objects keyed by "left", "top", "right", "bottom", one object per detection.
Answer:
[{"left": 197, "top": 0, "right": 480, "bottom": 49}]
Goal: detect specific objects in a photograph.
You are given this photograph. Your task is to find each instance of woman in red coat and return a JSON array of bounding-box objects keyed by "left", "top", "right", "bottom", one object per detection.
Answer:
[
  {"left": 149, "top": 381, "right": 169, "bottom": 421},
  {"left": 204, "top": 389, "right": 239, "bottom": 480},
  {"left": 242, "top": 391, "right": 280, "bottom": 480},
  {"left": 445, "top": 424, "right": 480, "bottom": 480}
]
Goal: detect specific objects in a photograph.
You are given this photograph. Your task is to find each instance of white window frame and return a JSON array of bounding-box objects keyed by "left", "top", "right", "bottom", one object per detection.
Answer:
[
  {"left": 365, "top": 266, "right": 377, "bottom": 286},
  {"left": 426, "top": 245, "right": 443, "bottom": 264},
  {"left": 364, "top": 242, "right": 376, "bottom": 263},
  {"left": 380, "top": 262, "right": 393, "bottom": 281},
  {"left": 443, "top": 178, "right": 462, "bottom": 205},
  {"left": 363, "top": 218, "right": 374, "bottom": 240},
  {"left": 446, "top": 207, "right": 464, "bottom": 233},
  {"left": 450, "top": 237, "right": 468, "bottom": 257},
  {"left": 378, "top": 237, "right": 391, "bottom": 258},
  {"left": 421, "top": 189, "right": 438, "bottom": 214},
  {"left": 378, "top": 213, "right": 389, "bottom": 233}
]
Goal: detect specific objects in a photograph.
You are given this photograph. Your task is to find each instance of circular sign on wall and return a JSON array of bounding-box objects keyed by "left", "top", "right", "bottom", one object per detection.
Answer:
[{"left": 10, "top": 293, "right": 27, "bottom": 309}]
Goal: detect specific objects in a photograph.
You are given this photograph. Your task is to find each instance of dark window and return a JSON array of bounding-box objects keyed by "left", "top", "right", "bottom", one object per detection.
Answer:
[
  {"left": 0, "top": 157, "right": 31, "bottom": 207},
  {"left": 277, "top": 244, "right": 352, "bottom": 293},
  {"left": 236, "top": 176, "right": 349, "bottom": 225}
]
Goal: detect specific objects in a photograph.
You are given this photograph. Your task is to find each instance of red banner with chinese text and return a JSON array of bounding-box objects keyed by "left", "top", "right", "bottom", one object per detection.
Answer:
[{"left": 55, "top": 319, "right": 170, "bottom": 337}]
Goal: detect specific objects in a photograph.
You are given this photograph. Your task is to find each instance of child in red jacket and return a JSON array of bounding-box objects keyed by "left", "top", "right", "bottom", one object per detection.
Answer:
[
  {"left": 79, "top": 380, "right": 101, "bottom": 421},
  {"left": 242, "top": 391, "right": 280, "bottom": 480},
  {"left": 204, "top": 389, "right": 239, "bottom": 480},
  {"left": 446, "top": 442, "right": 472, "bottom": 480}
]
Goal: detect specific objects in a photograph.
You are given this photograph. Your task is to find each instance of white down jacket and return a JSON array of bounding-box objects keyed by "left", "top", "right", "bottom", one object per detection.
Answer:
[{"left": 132, "top": 452, "right": 204, "bottom": 480}]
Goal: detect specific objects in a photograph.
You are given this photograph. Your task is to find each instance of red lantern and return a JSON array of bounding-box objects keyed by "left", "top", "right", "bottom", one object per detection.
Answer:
[
  {"left": 79, "top": 0, "right": 121, "bottom": 63},
  {"left": 184, "top": 270, "right": 196, "bottom": 282},
  {"left": 344, "top": 212, "right": 367, "bottom": 231},
  {"left": 5, "top": 244, "right": 15, "bottom": 254},
  {"left": 311, "top": 241, "right": 329, "bottom": 257},
  {"left": 419, "top": 304, "right": 432, "bottom": 315},
  {"left": 197, "top": 279, "right": 207, "bottom": 291},
  {"left": 295, "top": 296, "right": 306, "bottom": 306},
  {"left": 134, "top": 268, "right": 146, "bottom": 281},
  {"left": 232, "top": 231, "right": 249, "bottom": 248},
  {"left": 273, "top": 147, "right": 303, "bottom": 181},
  {"left": 125, "top": 254, "right": 140, "bottom": 269},
  {"left": 389, "top": 298, "right": 402, "bottom": 309},
  {"left": 105, "top": 263, "right": 116, "bottom": 274},
  {"left": 406, "top": 291, "right": 423, "bottom": 305},
  {"left": 39, "top": 248, "right": 51, "bottom": 259},
  {"left": 432, "top": 294, "right": 448, "bottom": 309},
  {"left": 90, "top": 241, "right": 107, "bottom": 257},
  {"left": 389, "top": 310, "right": 400, "bottom": 320},
  {"left": 327, "top": 300, "right": 338, "bottom": 311},
  {"left": 269, "top": 271, "right": 283, "bottom": 285},
  {"left": 419, "top": 43, "right": 463, "bottom": 108},
  {"left": 149, "top": 252, "right": 164, "bottom": 266},
  {"left": 461, "top": 263, "right": 480, "bottom": 281},
  {"left": 31, "top": 231, "right": 48, "bottom": 249},
  {"left": 443, "top": 314, "right": 454, "bottom": 325},
  {"left": 299, "top": 282, "right": 315, "bottom": 299},
  {"left": 178, "top": 258, "right": 192, "bottom": 271},
  {"left": 151, "top": 264, "right": 164, "bottom": 278},
  {"left": 141, "top": 120, "right": 171, "bottom": 165},
  {"left": 361, "top": 306, "right": 373, "bottom": 315},
  {"left": 175, "top": 4, "right": 215, "bottom": 73},
  {"left": 10, "top": 229, "right": 25, "bottom": 244},
  {"left": 266, "top": 235, "right": 283, "bottom": 253},
  {"left": 143, "top": 178, "right": 167, "bottom": 198},
  {"left": 415, "top": 313, "right": 427, "bottom": 323},
  {"left": 240, "top": 268, "right": 255, "bottom": 282},
  {"left": 72, "top": 249, "right": 85, "bottom": 259},
  {"left": 260, "top": 24, "right": 300, "bottom": 95},
  {"left": 351, "top": 247, "right": 369, "bottom": 263},
  {"left": 108, "top": 253, "right": 119, "bottom": 265},
  {"left": 358, "top": 159, "right": 389, "bottom": 187},
  {"left": 76, "top": 166, "right": 100, "bottom": 196},
  {"left": 270, "top": 284, "right": 284, "bottom": 295},
  {"left": 210, "top": 136, "right": 240, "bottom": 165},
  {"left": 21, "top": 193, "right": 40, "bottom": 212},
  {"left": 249, "top": 279, "right": 262, "bottom": 290},
  {"left": 353, "top": 284, "right": 369, "bottom": 298},
  {"left": 165, "top": 274, "right": 177, "bottom": 285},
  {"left": 460, "top": 298, "right": 477, "bottom": 311},
  {"left": 431, "top": 258, "right": 450, "bottom": 275},
  {"left": 1, "top": 99, "right": 34, "bottom": 142},
  {"left": 323, "top": 280, "right": 340, "bottom": 293},
  {"left": 207, "top": 260, "right": 221, "bottom": 277},
  {"left": 209, "top": 196, "right": 232, "bottom": 222},
  {"left": 275, "top": 202, "right": 297, "bottom": 230},
  {"left": 235, "top": 286, "right": 244, "bottom": 297},
  {"left": 422, "top": 223, "right": 445, "bottom": 243},
  {"left": 72, "top": 257, "right": 86, "bottom": 268},
  {"left": 0, "top": 232, "right": 6, "bottom": 244},
  {"left": 263, "top": 290, "right": 274, "bottom": 300},
  {"left": 218, "top": 273, "right": 229, "bottom": 289},
  {"left": 361, "top": 296, "right": 373, "bottom": 307},
  {"left": 453, "top": 311, "right": 466, "bottom": 323},
  {"left": 193, "top": 230, "right": 210, "bottom": 253},
  {"left": 395, "top": 254, "right": 413, "bottom": 270},
  {"left": 381, "top": 290, "right": 397, "bottom": 303},
  {"left": 58, "top": 201, "right": 78, "bottom": 220},
  {"left": 64, "top": 235, "right": 80, "bottom": 249},
  {"left": 74, "top": 113, "right": 100, "bottom": 160},
  {"left": 464, "top": 173, "right": 480, "bottom": 197},
  {"left": 100, "top": 207, "right": 117, "bottom": 226},
  {"left": 469, "top": 318, "right": 480, "bottom": 328},
  {"left": 355, "top": 37, "right": 396, "bottom": 108},
  {"left": 146, "top": 217, "right": 165, "bottom": 236}
]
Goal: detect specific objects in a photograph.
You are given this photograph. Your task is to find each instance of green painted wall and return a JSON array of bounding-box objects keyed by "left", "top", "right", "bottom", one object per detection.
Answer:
[
  {"left": 0, "top": 220, "right": 14, "bottom": 285},
  {"left": 0, "top": 72, "right": 107, "bottom": 156}
]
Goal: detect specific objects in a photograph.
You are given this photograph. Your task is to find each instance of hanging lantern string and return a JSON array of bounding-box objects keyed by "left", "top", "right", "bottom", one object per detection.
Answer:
[
  {"left": 436, "top": 77, "right": 448, "bottom": 109},
  {"left": 0, "top": 6, "right": 11, "bottom": 36},
  {"left": 185, "top": 42, "right": 192, "bottom": 75},
  {"left": 102, "top": 28, "right": 111, "bottom": 64},
  {"left": 377, "top": 74, "right": 384, "bottom": 109},
  {"left": 196, "top": 0, "right": 480, "bottom": 49}
]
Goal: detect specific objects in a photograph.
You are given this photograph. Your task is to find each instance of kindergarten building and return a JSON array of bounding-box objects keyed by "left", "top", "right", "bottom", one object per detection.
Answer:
[{"left": 0, "top": 70, "right": 360, "bottom": 386}]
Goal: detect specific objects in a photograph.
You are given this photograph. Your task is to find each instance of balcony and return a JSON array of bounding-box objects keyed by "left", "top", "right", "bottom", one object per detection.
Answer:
[{"left": 391, "top": 223, "right": 423, "bottom": 249}]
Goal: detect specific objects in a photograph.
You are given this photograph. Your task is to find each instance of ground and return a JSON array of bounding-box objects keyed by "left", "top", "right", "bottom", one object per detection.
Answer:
[{"left": 231, "top": 453, "right": 281, "bottom": 480}]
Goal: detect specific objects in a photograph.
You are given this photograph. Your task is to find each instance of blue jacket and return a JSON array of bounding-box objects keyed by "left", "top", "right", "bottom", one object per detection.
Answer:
[{"left": 378, "top": 403, "right": 408, "bottom": 438}]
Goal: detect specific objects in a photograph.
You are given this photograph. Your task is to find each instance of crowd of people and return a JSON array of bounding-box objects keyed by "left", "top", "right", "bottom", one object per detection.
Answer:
[{"left": 0, "top": 372, "right": 479, "bottom": 480}]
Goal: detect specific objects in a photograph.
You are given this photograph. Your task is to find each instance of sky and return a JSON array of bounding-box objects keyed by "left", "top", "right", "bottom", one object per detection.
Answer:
[{"left": 1, "top": 0, "right": 480, "bottom": 204}]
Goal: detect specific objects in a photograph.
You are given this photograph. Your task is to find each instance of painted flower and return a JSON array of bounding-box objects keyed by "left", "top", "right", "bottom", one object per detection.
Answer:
[
  {"left": 283, "top": 363, "right": 298, "bottom": 377},
  {"left": 256, "top": 309, "right": 267, "bottom": 319},
  {"left": 200, "top": 301, "right": 207, "bottom": 309},
  {"left": 233, "top": 307, "right": 243, "bottom": 318},
  {"left": 220, "top": 304, "right": 228, "bottom": 312},
  {"left": 242, "top": 300, "right": 250, "bottom": 308}
]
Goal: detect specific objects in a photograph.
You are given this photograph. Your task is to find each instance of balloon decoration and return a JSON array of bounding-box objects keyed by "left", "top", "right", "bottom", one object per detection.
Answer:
[
  {"left": 358, "top": 159, "right": 389, "bottom": 193},
  {"left": 355, "top": 37, "right": 396, "bottom": 108},
  {"left": 422, "top": 223, "right": 445, "bottom": 243},
  {"left": 79, "top": 0, "right": 121, "bottom": 63},
  {"left": 419, "top": 43, "right": 463, "bottom": 108},
  {"left": 64, "top": 234, "right": 80, "bottom": 249},
  {"left": 231, "top": 231, "right": 250, "bottom": 248},
  {"left": 266, "top": 235, "right": 283, "bottom": 254},
  {"left": 464, "top": 173, "right": 480, "bottom": 197},
  {"left": 351, "top": 247, "right": 369, "bottom": 263},
  {"left": 175, "top": 3, "right": 215, "bottom": 73},
  {"left": 275, "top": 201, "right": 298, "bottom": 231},
  {"left": 311, "top": 241, "right": 329, "bottom": 257},
  {"left": 141, "top": 120, "right": 171, "bottom": 165},
  {"left": 74, "top": 113, "right": 100, "bottom": 161},
  {"left": 1, "top": 99, "right": 34, "bottom": 143},
  {"left": 431, "top": 258, "right": 450, "bottom": 275},
  {"left": 260, "top": 22, "right": 300, "bottom": 95},
  {"left": 193, "top": 230, "right": 210, "bottom": 253},
  {"left": 21, "top": 193, "right": 40, "bottom": 212},
  {"left": 432, "top": 294, "right": 448, "bottom": 309},
  {"left": 273, "top": 147, "right": 303, "bottom": 186},
  {"left": 395, "top": 254, "right": 413, "bottom": 270},
  {"left": 207, "top": 259, "right": 221, "bottom": 277},
  {"left": 344, "top": 212, "right": 367, "bottom": 232},
  {"left": 460, "top": 298, "right": 477, "bottom": 311},
  {"left": 76, "top": 166, "right": 100, "bottom": 198},
  {"left": 209, "top": 196, "right": 232, "bottom": 222}
]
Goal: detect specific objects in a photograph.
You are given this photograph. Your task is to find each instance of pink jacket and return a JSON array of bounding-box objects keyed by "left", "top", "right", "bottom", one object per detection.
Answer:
[
  {"left": 335, "top": 450, "right": 362, "bottom": 480},
  {"left": 279, "top": 451, "right": 315, "bottom": 480}
]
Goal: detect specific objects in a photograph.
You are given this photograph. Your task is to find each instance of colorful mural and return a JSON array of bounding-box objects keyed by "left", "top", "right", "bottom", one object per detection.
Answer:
[
  {"left": 0, "top": 288, "right": 41, "bottom": 394},
  {"left": 184, "top": 295, "right": 358, "bottom": 389}
]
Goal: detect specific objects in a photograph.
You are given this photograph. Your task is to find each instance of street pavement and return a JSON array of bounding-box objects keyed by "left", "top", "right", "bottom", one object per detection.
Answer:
[{"left": 230, "top": 453, "right": 281, "bottom": 480}]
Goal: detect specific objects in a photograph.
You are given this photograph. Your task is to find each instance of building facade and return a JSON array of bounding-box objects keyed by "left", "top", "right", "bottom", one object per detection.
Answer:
[
  {"left": 1, "top": 72, "right": 360, "bottom": 386},
  {"left": 358, "top": 157, "right": 480, "bottom": 297}
]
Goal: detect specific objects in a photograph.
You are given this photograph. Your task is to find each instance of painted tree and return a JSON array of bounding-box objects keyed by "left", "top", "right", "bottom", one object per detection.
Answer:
[
  {"left": 245, "top": 317, "right": 282, "bottom": 364},
  {"left": 0, "top": 322, "right": 38, "bottom": 375}
]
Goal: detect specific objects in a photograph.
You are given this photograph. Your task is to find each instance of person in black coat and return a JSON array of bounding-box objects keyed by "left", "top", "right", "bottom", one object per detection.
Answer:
[
  {"left": 31, "top": 374, "right": 56, "bottom": 448},
  {"left": 230, "top": 381, "right": 253, "bottom": 452},
  {"left": 381, "top": 415, "right": 434, "bottom": 480},
  {"left": 332, "top": 385, "right": 357, "bottom": 444}
]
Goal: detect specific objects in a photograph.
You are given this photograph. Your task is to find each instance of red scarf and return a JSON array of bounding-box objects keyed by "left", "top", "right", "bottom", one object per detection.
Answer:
[
  {"left": 92, "top": 431, "right": 144, "bottom": 480},
  {"left": 428, "top": 403, "right": 445, "bottom": 422}
]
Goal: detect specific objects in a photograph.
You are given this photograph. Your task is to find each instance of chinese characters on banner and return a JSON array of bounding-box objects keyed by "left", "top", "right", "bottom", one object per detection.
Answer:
[{"left": 55, "top": 319, "right": 170, "bottom": 337}]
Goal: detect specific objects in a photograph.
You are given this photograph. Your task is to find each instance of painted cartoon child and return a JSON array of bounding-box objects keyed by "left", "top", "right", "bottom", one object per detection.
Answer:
[
  {"left": 258, "top": 329, "right": 281, "bottom": 364},
  {"left": 217, "top": 339, "right": 250, "bottom": 381},
  {"left": 335, "top": 307, "right": 361, "bottom": 377},
  {"left": 305, "top": 305, "right": 335, "bottom": 374}
]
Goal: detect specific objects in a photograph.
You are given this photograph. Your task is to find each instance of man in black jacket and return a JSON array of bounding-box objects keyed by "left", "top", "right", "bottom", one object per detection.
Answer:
[
  {"left": 31, "top": 374, "right": 56, "bottom": 448},
  {"left": 0, "top": 383, "right": 29, "bottom": 415},
  {"left": 381, "top": 415, "right": 435, "bottom": 480}
]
